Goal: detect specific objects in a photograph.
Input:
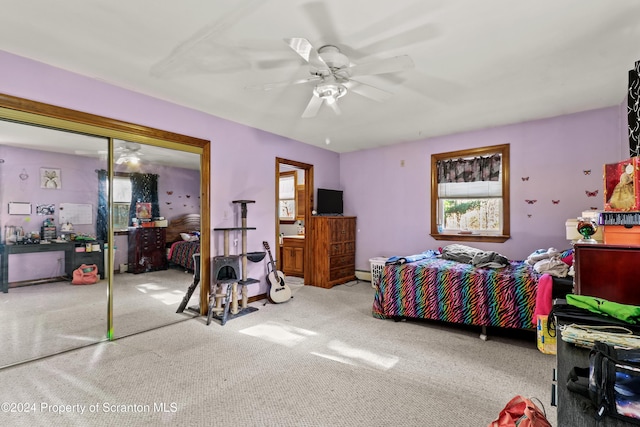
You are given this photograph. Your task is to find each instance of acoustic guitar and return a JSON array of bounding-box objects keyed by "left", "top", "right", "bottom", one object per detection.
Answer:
[{"left": 262, "top": 241, "right": 292, "bottom": 303}]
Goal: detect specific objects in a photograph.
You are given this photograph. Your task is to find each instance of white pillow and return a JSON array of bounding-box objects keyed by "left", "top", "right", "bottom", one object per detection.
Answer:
[{"left": 180, "top": 233, "right": 199, "bottom": 242}]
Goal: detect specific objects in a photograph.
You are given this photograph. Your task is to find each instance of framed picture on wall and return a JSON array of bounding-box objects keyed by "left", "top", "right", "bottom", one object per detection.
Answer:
[
  {"left": 36, "top": 204, "right": 55, "bottom": 215},
  {"left": 8, "top": 202, "right": 32, "bottom": 215},
  {"left": 40, "top": 168, "right": 62, "bottom": 189}
]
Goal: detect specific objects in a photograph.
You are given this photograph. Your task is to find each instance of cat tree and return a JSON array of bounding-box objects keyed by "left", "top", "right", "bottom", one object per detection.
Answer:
[{"left": 208, "top": 200, "right": 263, "bottom": 325}]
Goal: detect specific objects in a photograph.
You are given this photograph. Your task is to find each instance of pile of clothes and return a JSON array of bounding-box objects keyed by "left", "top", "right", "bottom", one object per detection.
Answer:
[
  {"left": 440, "top": 244, "right": 509, "bottom": 268},
  {"left": 526, "top": 247, "right": 572, "bottom": 277}
]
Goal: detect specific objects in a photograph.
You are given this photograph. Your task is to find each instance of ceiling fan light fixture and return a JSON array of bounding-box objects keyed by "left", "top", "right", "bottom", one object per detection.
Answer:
[
  {"left": 116, "top": 153, "right": 140, "bottom": 165},
  {"left": 313, "top": 83, "right": 347, "bottom": 102},
  {"left": 115, "top": 141, "right": 143, "bottom": 165}
]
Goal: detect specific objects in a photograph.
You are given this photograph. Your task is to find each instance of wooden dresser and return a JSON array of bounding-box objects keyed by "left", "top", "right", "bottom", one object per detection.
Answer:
[
  {"left": 309, "top": 216, "right": 356, "bottom": 288},
  {"left": 574, "top": 243, "right": 640, "bottom": 305},
  {"left": 128, "top": 227, "right": 168, "bottom": 274}
]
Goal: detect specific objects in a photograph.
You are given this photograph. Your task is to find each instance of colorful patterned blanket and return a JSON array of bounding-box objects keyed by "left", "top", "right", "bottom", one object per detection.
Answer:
[
  {"left": 168, "top": 241, "right": 200, "bottom": 271},
  {"left": 372, "top": 257, "right": 540, "bottom": 329}
]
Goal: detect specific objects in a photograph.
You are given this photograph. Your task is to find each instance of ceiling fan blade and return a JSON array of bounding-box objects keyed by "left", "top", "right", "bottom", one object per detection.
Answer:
[
  {"left": 301, "top": 2, "right": 341, "bottom": 43},
  {"left": 348, "top": 55, "right": 414, "bottom": 78},
  {"left": 301, "top": 95, "right": 323, "bottom": 118},
  {"left": 299, "top": 1, "right": 440, "bottom": 61},
  {"left": 326, "top": 99, "right": 342, "bottom": 116},
  {"left": 150, "top": 0, "right": 265, "bottom": 77},
  {"left": 284, "top": 38, "right": 327, "bottom": 70},
  {"left": 354, "top": 23, "right": 439, "bottom": 57},
  {"left": 344, "top": 80, "right": 393, "bottom": 102},
  {"left": 246, "top": 75, "right": 321, "bottom": 91}
]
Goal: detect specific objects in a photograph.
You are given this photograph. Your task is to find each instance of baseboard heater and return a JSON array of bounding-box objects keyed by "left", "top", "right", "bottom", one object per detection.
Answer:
[
  {"left": 9, "top": 276, "right": 68, "bottom": 288},
  {"left": 355, "top": 270, "right": 372, "bottom": 282}
]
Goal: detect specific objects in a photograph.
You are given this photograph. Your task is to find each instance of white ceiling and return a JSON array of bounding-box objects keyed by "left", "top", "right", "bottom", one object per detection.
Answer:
[{"left": 0, "top": 0, "right": 639, "bottom": 153}]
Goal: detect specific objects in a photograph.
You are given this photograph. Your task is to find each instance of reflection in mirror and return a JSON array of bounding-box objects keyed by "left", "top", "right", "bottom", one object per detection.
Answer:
[
  {"left": 0, "top": 121, "right": 203, "bottom": 368},
  {"left": 0, "top": 120, "right": 109, "bottom": 367},
  {"left": 111, "top": 139, "right": 201, "bottom": 338}
]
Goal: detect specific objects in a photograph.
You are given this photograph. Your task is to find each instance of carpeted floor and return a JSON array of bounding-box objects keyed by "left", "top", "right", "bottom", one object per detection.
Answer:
[
  {"left": 0, "top": 268, "right": 198, "bottom": 367},
  {"left": 0, "top": 280, "right": 557, "bottom": 426}
]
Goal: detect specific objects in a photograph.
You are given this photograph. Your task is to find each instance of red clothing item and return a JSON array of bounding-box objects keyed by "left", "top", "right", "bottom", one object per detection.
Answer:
[{"left": 532, "top": 273, "right": 553, "bottom": 326}]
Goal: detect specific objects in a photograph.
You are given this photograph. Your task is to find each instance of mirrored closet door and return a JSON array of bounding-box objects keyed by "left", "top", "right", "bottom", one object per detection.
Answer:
[
  {"left": 0, "top": 120, "right": 110, "bottom": 367},
  {"left": 111, "top": 140, "right": 202, "bottom": 338},
  {"left": 0, "top": 95, "right": 210, "bottom": 369}
]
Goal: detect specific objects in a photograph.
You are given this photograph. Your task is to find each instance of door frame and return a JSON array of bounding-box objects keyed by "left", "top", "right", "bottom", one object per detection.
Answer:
[{"left": 275, "top": 158, "right": 313, "bottom": 284}]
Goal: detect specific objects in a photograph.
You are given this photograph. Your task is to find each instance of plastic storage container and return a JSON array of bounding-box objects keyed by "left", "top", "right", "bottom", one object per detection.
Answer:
[{"left": 369, "top": 257, "right": 388, "bottom": 289}]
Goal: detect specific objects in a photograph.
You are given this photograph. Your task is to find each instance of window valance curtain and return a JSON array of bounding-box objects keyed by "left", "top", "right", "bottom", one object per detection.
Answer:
[{"left": 437, "top": 154, "right": 501, "bottom": 183}]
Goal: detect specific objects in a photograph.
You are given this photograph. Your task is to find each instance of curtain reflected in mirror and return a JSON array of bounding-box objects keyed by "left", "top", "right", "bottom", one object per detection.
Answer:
[
  {"left": 111, "top": 140, "right": 201, "bottom": 338},
  {"left": 0, "top": 120, "right": 109, "bottom": 367}
]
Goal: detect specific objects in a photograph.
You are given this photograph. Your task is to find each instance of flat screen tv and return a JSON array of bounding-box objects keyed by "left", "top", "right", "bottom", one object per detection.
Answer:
[{"left": 316, "top": 188, "right": 343, "bottom": 215}]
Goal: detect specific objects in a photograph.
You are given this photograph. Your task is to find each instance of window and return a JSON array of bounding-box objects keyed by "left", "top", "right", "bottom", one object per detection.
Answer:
[
  {"left": 279, "top": 171, "right": 297, "bottom": 222},
  {"left": 111, "top": 176, "right": 132, "bottom": 231},
  {"left": 431, "top": 144, "right": 510, "bottom": 243}
]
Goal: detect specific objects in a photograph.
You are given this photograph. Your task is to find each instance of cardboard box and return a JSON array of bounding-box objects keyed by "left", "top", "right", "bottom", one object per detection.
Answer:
[
  {"left": 604, "top": 157, "right": 640, "bottom": 211},
  {"left": 603, "top": 224, "right": 640, "bottom": 245}
]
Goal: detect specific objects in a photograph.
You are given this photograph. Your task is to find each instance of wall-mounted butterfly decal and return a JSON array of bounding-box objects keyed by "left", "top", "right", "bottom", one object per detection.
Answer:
[
  {"left": 552, "top": 200, "right": 560, "bottom": 204},
  {"left": 586, "top": 190, "right": 599, "bottom": 197},
  {"left": 184, "top": 204, "right": 187, "bottom": 207},
  {"left": 527, "top": 214, "right": 532, "bottom": 218},
  {"left": 166, "top": 191, "right": 173, "bottom": 195},
  {"left": 521, "top": 177, "right": 529, "bottom": 181},
  {"left": 525, "top": 200, "right": 537, "bottom": 204},
  {"left": 185, "top": 195, "right": 191, "bottom": 198},
  {"left": 590, "top": 207, "right": 598, "bottom": 210},
  {"left": 166, "top": 202, "right": 172, "bottom": 205},
  {"left": 583, "top": 170, "right": 591, "bottom": 175}
]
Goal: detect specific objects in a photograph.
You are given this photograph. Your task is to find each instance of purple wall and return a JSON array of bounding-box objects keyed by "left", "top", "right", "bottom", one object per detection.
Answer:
[
  {"left": 341, "top": 105, "right": 629, "bottom": 269},
  {"left": 0, "top": 50, "right": 340, "bottom": 295}
]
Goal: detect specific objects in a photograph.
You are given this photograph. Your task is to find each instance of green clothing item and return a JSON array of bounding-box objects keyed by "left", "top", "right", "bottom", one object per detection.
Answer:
[{"left": 566, "top": 294, "right": 640, "bottom": 325}]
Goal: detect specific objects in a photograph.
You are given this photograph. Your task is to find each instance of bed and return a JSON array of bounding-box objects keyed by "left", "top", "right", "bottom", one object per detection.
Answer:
[
  {"left": 372, "top": 248, "right": 542, "bottom": 333},
  {"left": 165, "top": 213, "right": 200, "bottom": 272}
]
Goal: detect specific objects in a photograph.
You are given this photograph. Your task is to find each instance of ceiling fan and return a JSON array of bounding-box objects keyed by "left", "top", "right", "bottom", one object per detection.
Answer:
[
  {"left": 115, "top": 142, "right": 144, "bottom": 165},
  {"left": 73, "top": 141, "right": 145, "bottom": 164},
  {"left": 252, "top": 37, "right": 414, "bottom": 118}
]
